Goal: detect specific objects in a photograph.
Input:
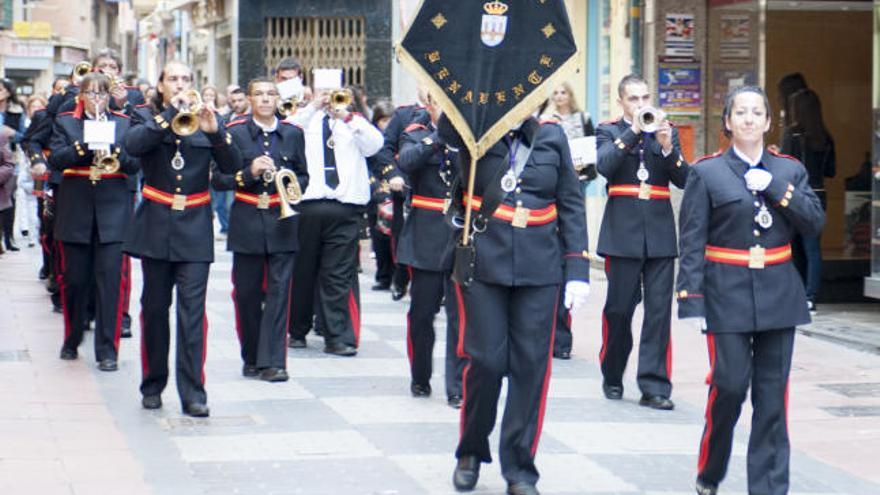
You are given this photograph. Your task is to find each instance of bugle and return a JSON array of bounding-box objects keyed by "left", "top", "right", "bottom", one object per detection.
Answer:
[
  {"left": 274, "top": 169, "right": 302, "bottom": 219},
  {"left": 171, "top": 89, "right": 204, "bottom": 136},
  {"left": 72, "top": 62, "right": 92, "bottom": 85}
]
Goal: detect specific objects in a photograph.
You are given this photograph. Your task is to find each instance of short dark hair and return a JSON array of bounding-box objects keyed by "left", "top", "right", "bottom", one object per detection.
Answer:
[
  {"left": 721, "top": 85, "right": 771, "bottom": 138},
  {"left": 246, "top": 78, "right": 276, "bottom": 95},
  {"left": 274, "top": 58, "right": 301, "bottom": 75},
  {"left": 617, "top": 73, "right": 647, "bottom": 98},
  {"left": 371, "top": 100, "right": 395, "bottom": 127},
  {"left": 230, "top": 87, "right": 246, "bottom": 97},
  {"left": 91, "top": 48, "right": 122, "bottom": 70}
]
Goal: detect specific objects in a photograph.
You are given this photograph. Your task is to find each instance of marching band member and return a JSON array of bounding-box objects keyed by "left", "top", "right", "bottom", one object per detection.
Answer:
[
  {"left": 595, "top": 74, "right": 689, "bottom": 409},
  {"left": 124, "top": 60, "right": 241, "bottom": 417},
  {"left": 49, "top": 73, "right": 138, "bottom": 370},
  {"left": 225, "top": 78, "right": 308, "bottom": 382},
  {"left": 677, "top": 86, "right": 824, "bottom": 495},
  {"left": 438, "top": 112, "right": 590, "bottom": 495},
  {"left": 396, "top": 98, "right": 464, "bottom": 408}
]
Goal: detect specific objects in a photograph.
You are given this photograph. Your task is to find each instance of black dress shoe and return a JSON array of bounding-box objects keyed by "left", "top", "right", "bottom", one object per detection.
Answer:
[
  {"left": 59, "top": 348, "right": 77, "bottom": 360},
  {"left": 602, "top": 382, "right": 623, "bottom": 400},
  {"left": 5, "top": 242, "right": 19, "bottom": 252},
  {"left": 182, "top": 402, "right": 210, "bottom": 417},
  {"left": 324, "top": 342, "right": 357, "bottom": 356},
  {"left": 142, "top": 395, "right": 162, "bottom": 410},
  {"left": 447, "top": 395, "right": 462, "bottom": 409},
  {"left": 52, "top": 305, "right": 63, "bottom": 314},
  {"left": 371, "top": 282, "right": 391, "bottom": 291},
  {"left": 120, "top": 314, "right": 132, "bottom": 338},
  {"left": 639, "top": 394, "right": 675, "bottom": 410},
  {"left": 391, "top": 286, "right": 407, "bottom": 301},
  {"left": 38, "top": 266, "right": 49, "bottom": 280},
  {"left": 553, "top": 350, "right": 571, "bottom": 360},
  {"left": 97, "top": 359, "right": 118, "bottom": 372},
  {"left": 695, "top": 479, "right": 718, "bottom": 495},
  {"left": 242, "top": 364, "right": 259, "bottom": 378},
  {"left": 410, "top": 383, "right": 432, "bottom": 397},
  {"left": 288, "top": 338, "right": 307, "bottom": 349},
  {"left": 507, "top": 481, "right": 540, "bottom": 495},
  {"left": 260, "top": 368, "right": 289, "bottom": 382},
  {"left": 452, "top": 455, "right": 480, "bottom": 491}
]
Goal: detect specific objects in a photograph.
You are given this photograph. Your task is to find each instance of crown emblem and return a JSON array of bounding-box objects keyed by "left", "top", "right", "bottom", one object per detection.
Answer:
[{"left": 483, "top": 1, "right": 508, "bottom": 16}]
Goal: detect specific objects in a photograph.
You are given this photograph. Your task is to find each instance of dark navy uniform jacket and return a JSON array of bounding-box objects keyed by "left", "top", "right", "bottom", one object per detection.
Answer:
[
  {"left": 224, "top": 116, "right": 309, "bottom": 254},
  {"left": 596, "top": 118, "right": 689, "bottom": 258},
  {"left": 676, "top": 147, "right": 825, "bottom": 332},
  {"left": 48, "top": 110, "right": 139, "bottom": 244},
  {"left": 373, "top": 104, "right": 429, "bottom": 183},
  {"left": 396, "top": 122, "right": 456, "bottom": 272},
  {"left": 24, "top": 89, "right": 80, "bottom": 187},
  {"left": 123, "top": 104, "right": 241, "bottom": 263},
  {"left": 442, "top": 116, "right": 590, "bottom": 287}
]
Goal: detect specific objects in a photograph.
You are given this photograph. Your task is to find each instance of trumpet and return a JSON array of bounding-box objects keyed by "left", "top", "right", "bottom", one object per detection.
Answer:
[
  {"left": 278, "top": 98, "right": 298, "bottom": 117},
  {"left": 329, "top": 89, "right": 353, "bottom": 111},
  {"left": 636, "top": 106, "right": 660, "bottom": 134},
  {"left": 274, "top": 169, "right": 303, "bottom": 219},
  {"left": 93, "top": 110, "right": 120, "bottom": 174},
  {"left": 171, "top": 89, "right": 203, "bottom": 136},
  {"left": 72, "top": 61, "right": 92, "bottom": 85}
]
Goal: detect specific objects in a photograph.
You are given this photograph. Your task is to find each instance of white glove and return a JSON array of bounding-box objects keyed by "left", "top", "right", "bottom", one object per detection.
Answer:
[
  {"left": 564, "top": 281, "right": 590, "bottom": 311},
  {"left": 744, "top": 168, "right": 772, "bottom": 192},
  {"left": 681, "top": 317, "right": 708, "bottom": 331}
]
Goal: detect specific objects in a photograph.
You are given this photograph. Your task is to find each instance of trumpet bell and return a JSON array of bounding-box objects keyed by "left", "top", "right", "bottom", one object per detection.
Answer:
[
  {"left": 72, "top": 62, "right": 92, "bottom": 84},
  {"left": 330, "top": 89, "right": 353, "bottom": 110},
  {"left": 99, "top": 156, "right": 120, "bottom": 174},
  {"left": 278, "top": 99, "right": 298, "bottom": 117},
  {"left": 274, "top": 169, "right": 302, "bottom": 219},
  {"left": 171, "top": 90, "right": 204, "bottom": 136},
  {"left": 636, "top": 106, "right": 659, "bottom": 134}
]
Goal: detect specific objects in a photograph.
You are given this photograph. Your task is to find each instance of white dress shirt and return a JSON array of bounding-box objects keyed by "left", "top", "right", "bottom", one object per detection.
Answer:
[{"left": 292, "top": 105, "right": 383, "bottom": 205}]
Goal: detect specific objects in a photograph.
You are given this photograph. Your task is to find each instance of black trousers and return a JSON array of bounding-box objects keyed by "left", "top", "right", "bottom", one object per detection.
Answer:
[
  {"left": 600, "top": 255, "right": 674, "bottom": 397},
  {"left": 139, "top": 258, "right": 210, "bottom": 405},
  {"left": 554, "top": 289, "right": 572, "bottom": 355},
  {"left": 290, "top": 200, "right": 362, "bottom": 347},
  {"left": 1, "top": 196, "right": 15, "bottom": 246},
  {"left": 390, "top": 193, "right": 410, "bottom": 292},
  {"left": 58, "top": 237, "right": 124, "bottom": 361},
  {"left": 697, "top": 328, "right": 795, "bottom": 495},
  {"left": 455, "top": 280, "right": 559, "bottom": 485},
  {"left": 407, "top": 268, "right": 465, "bottom": 398},
  {"left": 368, "top": 201, "right": 393, "bottom": 286},
  {"left": 38, "top": 196, "right": 53, "bottom": 273},
  {"left": 232, "top": 252, "right": 294, "bottom": 369}
]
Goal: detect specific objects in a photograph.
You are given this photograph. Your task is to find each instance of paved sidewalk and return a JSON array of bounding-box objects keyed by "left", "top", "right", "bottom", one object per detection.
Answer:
[{"left": 1, "top": 243, "right": 879, "bottom": 495}]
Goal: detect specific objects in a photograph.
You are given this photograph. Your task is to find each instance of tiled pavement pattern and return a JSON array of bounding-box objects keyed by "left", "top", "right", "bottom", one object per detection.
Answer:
[{"left": 2, "top": 245, "right": 880, "bottom": 495}]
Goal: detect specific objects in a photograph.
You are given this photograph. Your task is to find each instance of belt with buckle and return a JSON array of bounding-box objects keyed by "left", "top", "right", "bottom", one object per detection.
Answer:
[
  {"left": 142, "top": 185, "right": 211, "bottom": 211},
  {"left": 63, "top": 166, "right": 126, "bottom": 180},
  {"left": 235, "top": 191, "right": 281, "bottom": 209},
  {"left": 705, "top": 244, "right": 792, "bottom": 269},
  {"left": 464, "top": 195, "right": 557, "bottom": 228},
  {"left": 608, "top": 183, "right": 671, "bottom": 200},
  {"left": 411, "top": 194, "right": 451, "bottom": 214}
]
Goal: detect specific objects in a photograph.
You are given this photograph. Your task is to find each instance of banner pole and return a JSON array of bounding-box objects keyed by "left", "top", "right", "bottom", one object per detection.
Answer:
[{"left": 460, "top": 153, "right": 478, "bottom": 246}]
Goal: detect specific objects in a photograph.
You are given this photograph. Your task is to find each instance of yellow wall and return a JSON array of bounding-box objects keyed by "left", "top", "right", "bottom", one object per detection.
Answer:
[{"left": 766, "top": 10, "right": 873, "bottom": 257}]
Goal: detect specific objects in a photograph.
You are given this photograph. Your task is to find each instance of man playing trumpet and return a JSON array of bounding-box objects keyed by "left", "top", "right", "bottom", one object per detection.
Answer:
[
  {"left": 223, "top": 78, "right": 308, "bottom": 382},
  {"left": 595, "top": 74, "right": 690, "bottom": 410},
  {"left": 49, "top": 72, "right": 139, "bottom": 370}
]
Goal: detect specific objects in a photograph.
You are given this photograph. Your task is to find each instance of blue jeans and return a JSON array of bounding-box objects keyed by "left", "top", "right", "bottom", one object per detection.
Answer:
[{"left": 211, "top": 188, "right": 232, "bottom": 233}]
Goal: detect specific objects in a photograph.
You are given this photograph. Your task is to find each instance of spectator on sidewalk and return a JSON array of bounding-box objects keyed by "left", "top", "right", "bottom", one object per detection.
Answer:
[{"left": 0, "top": 134, "right": 14, "bottom": 255}]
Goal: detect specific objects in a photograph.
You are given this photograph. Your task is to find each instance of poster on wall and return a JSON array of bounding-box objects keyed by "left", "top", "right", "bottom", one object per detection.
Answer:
[
  {"left": 658, "top": 64, "right": 701, "bottom": 115},
  {"left": 664, "top": 13, "right": 695, "bottom": 59},
  {"left": 719, "top": 14, "right": 751, "bottom": 62},
  {"left": 711, "top": 68, "right": 757, "bottom": 115}
]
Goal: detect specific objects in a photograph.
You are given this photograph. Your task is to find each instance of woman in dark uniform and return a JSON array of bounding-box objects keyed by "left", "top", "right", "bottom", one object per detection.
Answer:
[
  {"left": 676, "top": 86, "right": 825, "bottom": 495},
  {"left": 124, "top": 61, "right": 241, "bottom": 417},
  {"left": 438, "top": 112, "right": 590, "bottom": 495},
  {"left": 49, "top": 72, "right": 138, "bottom": 370}
]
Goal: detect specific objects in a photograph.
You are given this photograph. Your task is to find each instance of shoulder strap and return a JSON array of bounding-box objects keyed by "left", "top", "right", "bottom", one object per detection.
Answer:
[{"left": 473, "top": 142, "right": 534, "bottom": 229}]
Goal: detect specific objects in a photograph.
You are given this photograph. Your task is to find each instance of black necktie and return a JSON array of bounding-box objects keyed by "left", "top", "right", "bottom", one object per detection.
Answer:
[{"left": 323, "top": 115, "right": 339, "bottom": 189}]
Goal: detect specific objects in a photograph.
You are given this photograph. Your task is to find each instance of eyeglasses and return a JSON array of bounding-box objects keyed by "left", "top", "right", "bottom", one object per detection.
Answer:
[{"left": 83, "top": 91, "right": 109, "bottom": 99}]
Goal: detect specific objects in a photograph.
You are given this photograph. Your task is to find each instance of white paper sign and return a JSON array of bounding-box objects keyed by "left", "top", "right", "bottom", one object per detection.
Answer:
[
  {"left": 83, "top": 120, "right": 116, "bottom": 150},
  {"left": 277, "top": 77, "right": 304, "bottom": 100},
  {"left": 568, "top": 136, "right": 597, "bottom": 168},
  {"left": 312, "top": 69, "right": 342, "bottom": 90}
]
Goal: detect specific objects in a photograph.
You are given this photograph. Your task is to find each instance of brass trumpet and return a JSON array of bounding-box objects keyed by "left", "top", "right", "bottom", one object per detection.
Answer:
[
  {"left": 93, "top": 111, "right": 120, "bottom": 173},
  {"left": 278, "top": 98, "right": 298, "bottom": 117},
  {"left": 171, "top": 89, "right": 204, "bottom": 136},
  {"left": 329, "top": 89, "right": 353, "bottom": 111},
  {"left": 72, "top": 61, "right": 92, "bottom": 85},
  {"left": 274, "top": 169, "right": 302, "bottom": 219},
  {"left": 636, "top": 106, "right": 660, "bottom": 134}
]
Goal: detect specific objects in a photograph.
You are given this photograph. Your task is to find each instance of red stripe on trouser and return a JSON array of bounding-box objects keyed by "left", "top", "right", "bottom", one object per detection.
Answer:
[
  {"left": 121, "top": 255, "right": 132, "bottom": 314},
  {"left": 454, "top": 283, "right": 471, "bottom": 439},
  {"left": 201, "top": 313, "right": 209, "bottom": 384},
  {"left": 57, "top": 241, "right": 72, "bottom": 342},
  {"left": 348, "top": 289, "right": 360, "bottom": 347},
  {"left": 599, "top": 257, "right": 611, "bottom": 363},
  {"left": 113, "top": 257, "right": 126, "bottom": 351},
  {"left": 261, "top": 261, "right": 268, "bottom": 294},
  {"left": 231, "top": 270, "right": 243, "bottom": 345},
  {"left": 284, "top": 277, "right": 293, "bottom": 360},
  {"left": 531, "top": 287, "right": 560, "bottom": 456},
  {"left": 698, "top": 333, "right": 717, "bottom": 474},
  {"left": 666, "top": 329, "right": 673, "bottom": 381}
]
